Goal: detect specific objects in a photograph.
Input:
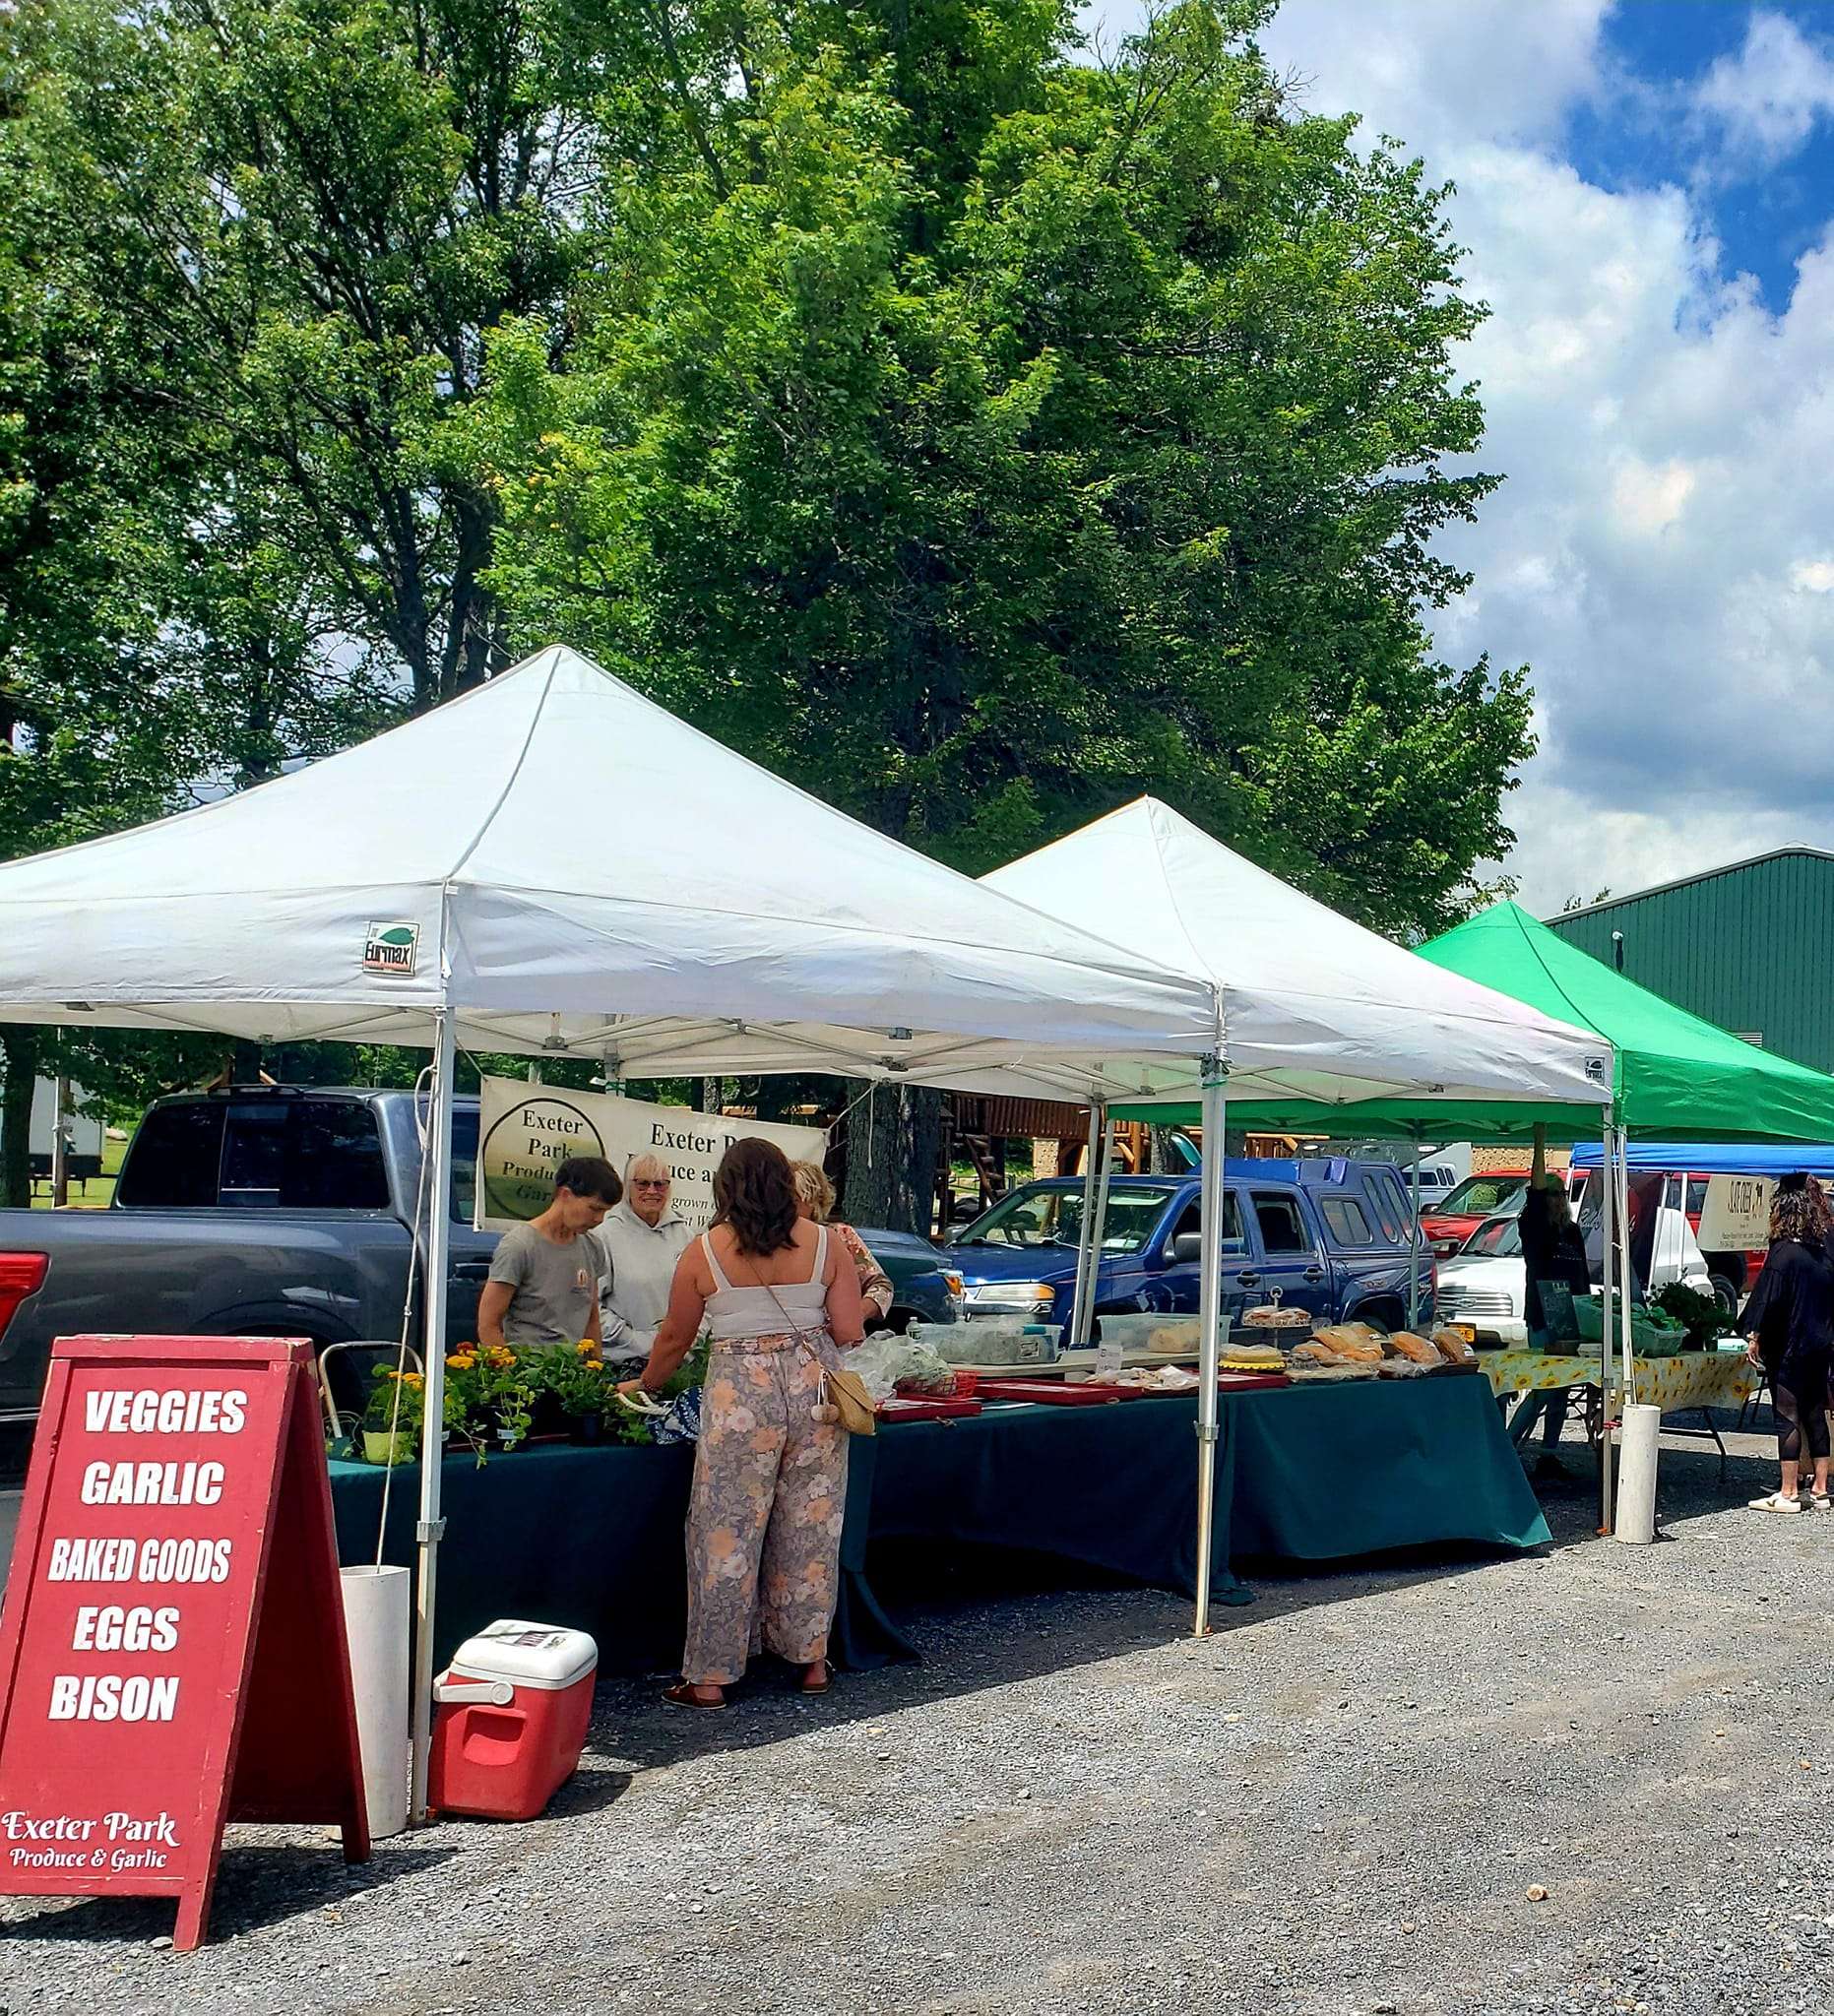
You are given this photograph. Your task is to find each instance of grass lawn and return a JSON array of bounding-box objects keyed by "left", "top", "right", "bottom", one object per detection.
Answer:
[{"left": 27, "top": 1132, "right": 127, "bottom": 1210}]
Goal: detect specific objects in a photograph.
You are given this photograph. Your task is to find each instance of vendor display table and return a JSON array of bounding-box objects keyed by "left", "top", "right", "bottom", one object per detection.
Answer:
[
  {"left": 1482, "top": 1349, "right": 1756, "bottom": 1416},
  {"left": 330, "top": 1375, "right": 1548, "bottom": 1674}
]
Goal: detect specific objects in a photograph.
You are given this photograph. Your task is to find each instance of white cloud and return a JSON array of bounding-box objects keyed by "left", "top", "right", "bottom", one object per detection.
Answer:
[
  {"left": 1091, "top": 0, "right": 1834, "bottom": 917},
  {"left": 1695, "top": 9, "right": 1834, "bottom": 167}
]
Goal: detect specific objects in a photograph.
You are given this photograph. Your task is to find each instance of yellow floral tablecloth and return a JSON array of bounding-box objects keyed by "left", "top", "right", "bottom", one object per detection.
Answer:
[{"left": 1482, "top": 1350, "right": 1757, "bottom": 1415}]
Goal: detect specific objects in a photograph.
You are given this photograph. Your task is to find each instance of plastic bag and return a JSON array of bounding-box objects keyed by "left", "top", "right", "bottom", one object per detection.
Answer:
[{"left": 844, "top": 1334, "right": 957, "bottom": 1405}]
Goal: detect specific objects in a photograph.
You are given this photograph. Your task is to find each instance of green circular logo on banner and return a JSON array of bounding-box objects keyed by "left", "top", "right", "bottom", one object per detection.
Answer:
[{"left": 479, "top": 1097, "right": 606, "bottom": 1223}]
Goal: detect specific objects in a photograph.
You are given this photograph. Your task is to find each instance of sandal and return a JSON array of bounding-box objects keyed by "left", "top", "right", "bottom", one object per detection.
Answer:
[
  {"left": 799, "top": 1661, "right": 833, "bottom": 1696},
  {"left": 664, "top": 1681, "right": 727, "bottom": 1711}
]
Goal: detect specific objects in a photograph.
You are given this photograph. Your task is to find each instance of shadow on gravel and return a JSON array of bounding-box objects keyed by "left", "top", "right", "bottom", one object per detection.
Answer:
[
  {"left": 591, "top": 1411, "right": 1789, "bottom": 1776},
  {"left": 0, "top": 1844, "right": 457, "bottom": 1947},
  {"left": 542, "top": 1764, "right": 633, "bottom": 1817}
]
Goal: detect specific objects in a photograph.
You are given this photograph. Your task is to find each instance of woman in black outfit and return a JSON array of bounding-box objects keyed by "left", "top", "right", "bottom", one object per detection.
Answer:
[
  {"left": 1741, "top": 1179, "right": 1834, "bottom": 1515},
  {"left": 1513, "top": 1163, "right": 1594, "bottom": 1479}
]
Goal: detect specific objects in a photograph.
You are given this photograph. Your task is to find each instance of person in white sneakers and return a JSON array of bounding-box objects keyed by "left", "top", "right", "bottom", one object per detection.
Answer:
[{"left": 1742, "top": 1176, "right": 1834, "bottom": 1514}]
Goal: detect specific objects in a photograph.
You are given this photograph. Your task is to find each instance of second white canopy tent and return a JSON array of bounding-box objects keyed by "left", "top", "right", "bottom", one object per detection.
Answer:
[{"left": 982, "top": 798, "right": 1615, "bottom": 1624}]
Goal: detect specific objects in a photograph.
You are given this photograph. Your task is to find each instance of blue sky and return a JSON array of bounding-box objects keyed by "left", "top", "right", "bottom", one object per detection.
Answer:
[
  {"left": 1569, "top": 2, "right": 1834, "bottom": 313},
  {"left": 1091, "top": 1, "right": 1834, "bottom": 913}
]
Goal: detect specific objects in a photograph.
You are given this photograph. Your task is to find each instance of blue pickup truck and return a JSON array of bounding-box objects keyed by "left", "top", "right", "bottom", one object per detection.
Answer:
[{"left": 943, "top": 1158, "right": 1433, "bottom": 1338}]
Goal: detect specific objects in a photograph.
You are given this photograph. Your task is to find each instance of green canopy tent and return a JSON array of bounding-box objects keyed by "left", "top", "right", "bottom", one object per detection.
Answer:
[
  {"left": 1417, "top": 902, "right": 1834, "bottom": 1146},
  {"left": 1417, "top": 901, "right": 1834, "bottom": 1533}
]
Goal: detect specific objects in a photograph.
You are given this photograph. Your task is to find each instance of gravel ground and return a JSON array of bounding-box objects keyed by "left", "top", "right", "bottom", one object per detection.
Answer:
[{"left": 3, "top": 1413, "right": 1831, "bottom": 2016}]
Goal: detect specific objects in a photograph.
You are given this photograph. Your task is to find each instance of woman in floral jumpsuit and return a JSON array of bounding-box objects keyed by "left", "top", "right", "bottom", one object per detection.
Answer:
[{"left": 621, "top": 1137, "right": 866, "bottom": 1708}]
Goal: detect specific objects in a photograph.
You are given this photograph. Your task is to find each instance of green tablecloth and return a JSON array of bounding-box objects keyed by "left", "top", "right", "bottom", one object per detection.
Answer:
[{"left": 330, "top": 1373, "right": 1547, "bottom": 1673}]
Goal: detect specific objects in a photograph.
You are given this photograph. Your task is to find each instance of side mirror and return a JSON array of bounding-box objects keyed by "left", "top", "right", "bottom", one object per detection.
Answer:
[{"left": 1170, "top": 1231, "right": 1203, "bottom": 1264}]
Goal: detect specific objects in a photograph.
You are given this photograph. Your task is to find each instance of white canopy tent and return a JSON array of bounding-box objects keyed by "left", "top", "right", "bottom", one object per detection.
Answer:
[
  {"left": 983, "top": 798, "right": 1616, "bottom": 1618},
  {"left": 0, "top": 647, "right": 1225, "bottom": 1817}
]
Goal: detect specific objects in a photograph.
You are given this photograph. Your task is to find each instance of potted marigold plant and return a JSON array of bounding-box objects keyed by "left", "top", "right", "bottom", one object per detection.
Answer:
[
  {"left": 527, "top": 1340, "right": 618, "bottom": 1444},
  {"left": 362, "top": 1366, "right": 424, "bottom": 1465},
  {"left": 443, "top": 1343, "right": 534, "bottom": 1456}
]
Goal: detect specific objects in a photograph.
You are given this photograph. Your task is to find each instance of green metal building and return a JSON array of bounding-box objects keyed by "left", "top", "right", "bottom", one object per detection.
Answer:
[{"left": 1546, "top": 848, "right": 1834, "bottom": 1074}]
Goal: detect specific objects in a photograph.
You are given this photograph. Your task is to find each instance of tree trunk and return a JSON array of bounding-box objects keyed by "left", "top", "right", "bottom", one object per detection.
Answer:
[
  {"left": 842, "top": 1082, "right": 943, "bottom": 1237},
  {"left": 699, "top": 1077, "right": 723, "bottom": 1117},
  {"left": 0, "top": 1027, "right": 40, "bottom": 1209}
]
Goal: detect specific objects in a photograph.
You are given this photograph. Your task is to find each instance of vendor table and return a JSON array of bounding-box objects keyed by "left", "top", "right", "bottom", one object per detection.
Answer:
[
  {"left": 1482, "top": 1349, "right": 1756, "bottom": 1415},
  {"left": 1482, "top": 1348, "right": 1757, "bottom": 1468},
  {"left": 330, "top": 1375, "right": 1548, "bottom": 1674}
]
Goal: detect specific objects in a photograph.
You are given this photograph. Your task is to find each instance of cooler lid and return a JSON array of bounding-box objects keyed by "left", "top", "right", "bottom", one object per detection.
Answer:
[{"left": 446, "top": 1618, "right": 599, "bottom": 1691}]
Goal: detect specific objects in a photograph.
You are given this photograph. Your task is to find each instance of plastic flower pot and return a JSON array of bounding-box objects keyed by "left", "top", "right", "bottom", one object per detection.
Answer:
[
  {"left": 363, "top": 1429, "right": 413, "bottom": 1467},
  {"left": 570, "top": 1412, "right": 603, "bottom": 1447}
]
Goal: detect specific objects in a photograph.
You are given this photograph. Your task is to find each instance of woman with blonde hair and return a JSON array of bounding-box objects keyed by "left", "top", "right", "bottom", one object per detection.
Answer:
[
  {"left": 790, "top": 1160, "right": 893, "bottom": 1327},
  {"left": 621, "top": 1138, "right": 865, "bottom": 1706},
  {"left": 1741, "top": 1176, "right": 1834, "bottom": 1514}
]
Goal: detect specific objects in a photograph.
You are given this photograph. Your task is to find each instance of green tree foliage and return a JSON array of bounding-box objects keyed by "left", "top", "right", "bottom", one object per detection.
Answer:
[
  {"left": 1, "top": 0, "right": 1538, "bottom": 1225},
  {"left": 476, "top": 0, "right": 1534, "bottom": 942},
  {"left": 11, "top": 0, "right": 608, "bottom": 711}
]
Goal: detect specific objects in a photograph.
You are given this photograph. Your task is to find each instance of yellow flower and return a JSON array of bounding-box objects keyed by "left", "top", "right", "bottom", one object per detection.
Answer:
[
  {"left": 446, "top": 1353, "right": 475, "bottom": 1371},
  {"left": 484, "top": 1346, "right": 515, "bottom": 1370},
  {"left": 575, "top": 1338, "right": 597, "bottom": 1356},
  {"left": 403, "top": 1372, "right": 424, "bottom": 1389}
]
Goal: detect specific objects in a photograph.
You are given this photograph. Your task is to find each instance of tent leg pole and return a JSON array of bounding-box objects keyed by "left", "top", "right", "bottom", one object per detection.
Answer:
[
  {"left": 1616, "top": 1125, "right": 1635, "bottom": 1489},
  {"left": 411, "top": 1009, "right": 456, "bottom": 1825},
  {"left": 1408, "top": 1124, "right": 1423, "bottom": 1330},
  {"left": 1086, "top": 1112, "right": 1115, "bottom": 1329},
  {"left": 1599, "top": 1119, "right": 1616, "bottom": 1536},
  {"left": 1070, "top": 1102, "right": 1105, "bottom": 1348},
  {"left": 1193, "top": 1063, "right": 1227, "bottom": 1636}
]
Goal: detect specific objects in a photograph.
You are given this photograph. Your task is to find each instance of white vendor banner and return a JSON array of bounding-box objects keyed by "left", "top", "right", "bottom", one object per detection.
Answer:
[
  {"left": 474, "top": 1076, "right": 827, "bottom": 1233},
  {"left": 1695, "top": 1173, "right": 1773, "bottom": 1252}
]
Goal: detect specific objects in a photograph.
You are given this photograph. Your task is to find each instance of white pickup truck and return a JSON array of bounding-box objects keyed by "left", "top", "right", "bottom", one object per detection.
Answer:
[{"left": 1433, "top": 1205, "right": 1713, "bottom": 1346}]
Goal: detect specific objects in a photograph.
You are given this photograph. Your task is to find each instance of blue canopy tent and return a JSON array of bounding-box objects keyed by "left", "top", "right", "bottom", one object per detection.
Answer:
[{"left": 1570, "top": 1142, "right": 1834, "bottom": 1177}]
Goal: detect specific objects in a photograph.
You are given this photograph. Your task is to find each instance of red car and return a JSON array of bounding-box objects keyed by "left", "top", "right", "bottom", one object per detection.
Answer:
[{"left": 1420, "top": 1169, "right": 1531, "bottom": 1261}]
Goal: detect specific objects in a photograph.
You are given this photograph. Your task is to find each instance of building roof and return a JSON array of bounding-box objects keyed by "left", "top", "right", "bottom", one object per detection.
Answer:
[{"left": 1550, "top": 848, "right": 1834, "bottom": 924}]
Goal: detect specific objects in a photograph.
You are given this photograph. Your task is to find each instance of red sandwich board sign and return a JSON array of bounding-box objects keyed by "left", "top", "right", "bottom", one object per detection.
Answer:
[{"left": 0, "top": 1336, "right": 369, "bottom": 1949}]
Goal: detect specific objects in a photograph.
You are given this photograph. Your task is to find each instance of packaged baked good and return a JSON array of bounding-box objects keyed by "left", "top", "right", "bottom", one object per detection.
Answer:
[
  {"left": 1312, "top": 1325, "right": 1383, "bottom": 1362},
  {"left": 1243, "top": 1302, "right": 1311, "bottom": 1331},
  {"left": 1386, "top": 1331, "right": 1439, "bottom": 1366},
  {"left": 1289, "top": 1339, "right": 1343, "bottom": 1365},
  {"left": 1431, "top": 1327, "right": 1476, "bottom": 1364},
  {"left": 1222, "top": 1342, "right": 1286, "bottom": 1372}
]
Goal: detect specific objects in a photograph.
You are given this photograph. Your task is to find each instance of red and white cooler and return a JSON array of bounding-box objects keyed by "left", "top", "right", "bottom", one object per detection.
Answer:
[{"left": 428, "top": 1619, "right": 598, "bottom": 1822}]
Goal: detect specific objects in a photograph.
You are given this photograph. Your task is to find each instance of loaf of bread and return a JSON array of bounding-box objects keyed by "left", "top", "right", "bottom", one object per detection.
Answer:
[
  {"left": 1312, "top": 1325, "right": 1384, "bottom": 1363},
  {"left": 1222, "top": 1342, "right": 1286, "bottom": 1371},
  {"left": 1290, "top": 1339, "right": 1343, "bottom": 1365},
  {"left": 1386, "top": 1331, "right": 1439, "bottom": 1365},
  {"left": 1431, "top": 1327, "right": 1476, "bottom": 1364}
]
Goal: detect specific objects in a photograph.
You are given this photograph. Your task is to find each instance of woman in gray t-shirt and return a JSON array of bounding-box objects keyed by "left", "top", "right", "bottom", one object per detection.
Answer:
[{"left": 476, "top": 1157, "right": 621, "bottom": 1348}]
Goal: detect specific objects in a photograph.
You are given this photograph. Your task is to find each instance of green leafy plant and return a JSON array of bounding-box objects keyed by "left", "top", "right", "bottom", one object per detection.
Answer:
[
  {"left": 1655, "top": 1282, "right": 1728, "bottom": 1348},
  {"left": 526, "top": 1340, "right": 617, "bottom": 1418}
]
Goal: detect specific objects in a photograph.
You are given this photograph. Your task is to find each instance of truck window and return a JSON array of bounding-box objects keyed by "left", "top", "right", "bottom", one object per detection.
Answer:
[
  {"left": 116, "top": 1102, "right": 225, "bottom": 1208},
  {"left": 1168, "top": 1193, "right": 1247, "bottom": 1254},
  {"left": 1321, "top": 1197, "right": 1372, "bottom": 1246},
  {"left": 1251, "top": 1192, "right": 1310, "bottom": 1255},
  {"left": 1363, "top": 1170, "right": 1407, "bottom": 1242},
  {"left": 451, "top": 1108, "right": 479, "bottom": 1223},
  {"left": 214, "top": 1100, "right": 392, "bottom": 1211}
]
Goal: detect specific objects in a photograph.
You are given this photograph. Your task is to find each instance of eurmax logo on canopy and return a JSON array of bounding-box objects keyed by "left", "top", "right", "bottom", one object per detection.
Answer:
[{"left": 362, "top": 922, "right": 419, "bottom": 977}]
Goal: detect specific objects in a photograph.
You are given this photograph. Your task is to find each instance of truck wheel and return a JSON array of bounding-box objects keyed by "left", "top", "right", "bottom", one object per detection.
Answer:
[
  {"left": 1709, "top": 1276, "right": 1739, "bottom": 1317},
  {"left": 1354, "top": 1299, "right": 1407, "bottom": 1334}
]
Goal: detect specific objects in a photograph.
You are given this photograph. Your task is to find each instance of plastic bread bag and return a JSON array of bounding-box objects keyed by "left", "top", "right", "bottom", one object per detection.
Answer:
[{"left": 845, "top": 1333, "right": 958, "bottom": 1404}]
